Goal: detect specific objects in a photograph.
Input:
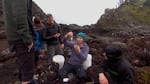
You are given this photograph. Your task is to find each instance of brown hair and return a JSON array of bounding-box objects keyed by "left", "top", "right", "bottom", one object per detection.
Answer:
[{"left": 34, "top": 17, "right": 40, "bottom": 24}]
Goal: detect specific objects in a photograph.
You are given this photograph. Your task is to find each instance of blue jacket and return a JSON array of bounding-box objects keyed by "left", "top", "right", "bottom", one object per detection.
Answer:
[
  {"left": 63, "top": 37, "right": 89, "bottom": 65},
  {"left": 34, "top": 29, "right": 44, "bottom": 51}
]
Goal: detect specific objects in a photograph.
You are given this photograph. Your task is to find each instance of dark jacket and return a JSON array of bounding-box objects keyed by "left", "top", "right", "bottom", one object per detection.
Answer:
[
  {"left": 98, "top": 57, "right": 135, "bottom": 84},
  {"left": 2, "top": 0, "right": 33, "bottom": 45},
  {"left": 42, "top": 22, "right": 62, "bottom": 45}
]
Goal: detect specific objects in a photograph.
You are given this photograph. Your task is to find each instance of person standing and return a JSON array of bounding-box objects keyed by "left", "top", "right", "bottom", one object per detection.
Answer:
[
  {"left": 2, "top": 0, "right": 35, "bottom": 84},
  {"left": 33, "top": 17, "right": 45, "bottom": 66},
  {"left": 42, "top": 14, "right": 64, "bottom": 65}
]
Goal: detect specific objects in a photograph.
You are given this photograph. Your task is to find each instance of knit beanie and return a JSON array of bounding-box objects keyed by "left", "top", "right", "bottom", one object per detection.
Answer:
[
  {"left": 104, "top": 44, "right": 122, "bottom": 60},
  {"left": 76, "top": 32, "right": 87, "bottom": 41}
]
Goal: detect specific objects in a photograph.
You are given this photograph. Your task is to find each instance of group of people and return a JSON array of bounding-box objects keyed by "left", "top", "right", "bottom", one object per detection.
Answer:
[
  {"left": 2, "top": 0, "right": 136, "bottom": 84},
  {"left": 33, "top": 14, "right": 63, "bottom": 66},
  {"left": 33, "top": 15, "right": 90, "bottom": 83}
]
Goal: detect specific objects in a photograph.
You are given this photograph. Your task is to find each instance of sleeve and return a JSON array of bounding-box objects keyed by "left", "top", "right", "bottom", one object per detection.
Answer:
[
  {"left": 93, "top": 61, "right": 107, "bottom": 84},
  {"left": 14, "top": 0, "right": 32, "bottom": 45},
  {"left": 42, "top": 24, "right": 56, "bottom": 40},
  {"left": 58, "top": 24, "right": 63, "bottom": 44},
  {"left": 121, "top": 67, "right": 136, "bottom": 84},
  {"left": 42, "top": 27, "right": 48, "bottom": 40},
  {"left": 98, "top": 61, "right": 107, "bottom": 73},
  {"left": 76, "top": 46, "right": 89, "bottom": 61},
  {"left": 63, "top": 36, "right": 74, "bottom": 48}
]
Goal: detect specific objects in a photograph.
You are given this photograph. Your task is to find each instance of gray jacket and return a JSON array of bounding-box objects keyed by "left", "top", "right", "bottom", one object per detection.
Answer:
[{"left": 42, "top": 22, "right": 62, "bottom": 45}]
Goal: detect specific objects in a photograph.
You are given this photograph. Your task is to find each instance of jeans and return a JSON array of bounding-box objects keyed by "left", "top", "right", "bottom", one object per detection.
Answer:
[{"left": 59, "top": 63, "right": 86, "bottom": 79}]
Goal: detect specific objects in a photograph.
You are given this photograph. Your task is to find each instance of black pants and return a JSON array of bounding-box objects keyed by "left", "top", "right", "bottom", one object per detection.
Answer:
[
  {"left": 59, "top": 63, "right": 86, "bottom": 79},
  {"left": 35, "top": 51, "right": 39, "bottom": 63},
  {"left": 15, "top": 41, "right": 34, "bottom": 82}
]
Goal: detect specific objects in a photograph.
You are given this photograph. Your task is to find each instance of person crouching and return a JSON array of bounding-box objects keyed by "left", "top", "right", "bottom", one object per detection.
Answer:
[
  {"left": 94, "top": 44, "right": 135, "bottom": 84},
  {"left": 59, "top": 32, "right": 89, "bottom": 83}
]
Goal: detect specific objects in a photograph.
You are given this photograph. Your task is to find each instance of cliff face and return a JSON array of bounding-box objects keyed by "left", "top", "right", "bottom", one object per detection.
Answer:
[
  {"left": 96, "top": 5, "right": 139, "bottom": 30},
  {"left": 95, "top": 1, "right": 150, "bottom": 37},
  {"left": 32, "top": 1, "right": 46, "bottom": 18}
]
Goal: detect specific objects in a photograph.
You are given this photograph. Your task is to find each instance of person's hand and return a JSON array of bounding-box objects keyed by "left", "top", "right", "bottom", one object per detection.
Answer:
[
  {"left": 60, "top": 44, "right": 64, "bottom": 49},
  {"left": 67, "top": 32, "right": 73, "bottom": 38},
  {"left": 103, "top": 53, "right": 108, "bottom": 59},
  {"left": 56, "top": 33, "right": 61, "bottom": 37},
  {"left": 74, "top": 45, "right": 80, "bottom": 53},
  {"left": 99, "top": 73, "right": 109, "bottom": 84},
  {"left": 22, "top": 81, "right": 30, "bottom": 84},
  {"left": 54, "top": 33, "right": 60, "bottom": 38},
  {"left": 27, "top": 42, "right": 33, "bottom": 52},
  {"left": 65, "top": 32, "right": 73, "bottom": 37},
  {"left": 54, "top": 34, "right": 57, "bottom": 38}
]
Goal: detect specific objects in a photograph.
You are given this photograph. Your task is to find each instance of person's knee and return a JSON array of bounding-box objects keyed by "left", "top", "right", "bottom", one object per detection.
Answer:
[
  {"left": 59, "top": 68, "right": 68, "bottom": 78},
  {"left": 76, "top": 72, "right": 86, "bottom": 79},
  {"left": 76, "top": 67, "right": 86, "bottom": 78}
]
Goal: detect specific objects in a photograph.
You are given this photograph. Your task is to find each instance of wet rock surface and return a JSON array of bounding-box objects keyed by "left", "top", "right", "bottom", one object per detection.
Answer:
[{"left": 0, "top": 34, "right": 150, "bottom": 84}]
